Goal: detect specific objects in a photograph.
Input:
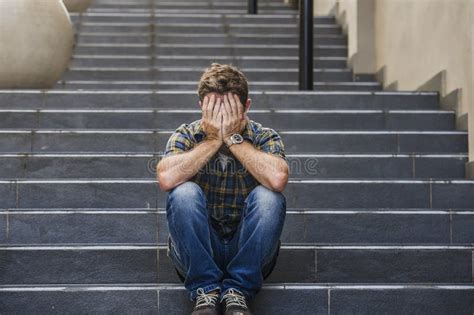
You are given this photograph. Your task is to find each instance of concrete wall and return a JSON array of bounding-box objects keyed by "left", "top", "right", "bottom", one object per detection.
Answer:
[
  {"left": 334, "top": 0, "right": 375, "bottom": 74},
  {"left": 470, "top": 2, "right": 474, "bottom": 176},
  {"left": 375, "top": 0, "right": 472, "bottom": 120},
  {"left": 375, "top": 0, "right": 473, "bottom": 171},
  {"left": 314, "top": 0, "right": 337, "bottom": 15},
  {"left": 325, "top": 0, "right": 474, "bottom": 174},
  {"left": 334, "top": 0, "right": 357, "bottom": 66}
]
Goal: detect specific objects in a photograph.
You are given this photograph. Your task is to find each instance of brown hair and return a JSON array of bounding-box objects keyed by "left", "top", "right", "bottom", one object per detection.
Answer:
[{"left": 197, "top": 63, "right": 249, "bottom": 106}]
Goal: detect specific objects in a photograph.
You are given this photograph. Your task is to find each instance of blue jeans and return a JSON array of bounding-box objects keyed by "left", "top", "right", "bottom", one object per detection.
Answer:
[{"left": 165, "top": 181, "right": 286, "bottom": 302}]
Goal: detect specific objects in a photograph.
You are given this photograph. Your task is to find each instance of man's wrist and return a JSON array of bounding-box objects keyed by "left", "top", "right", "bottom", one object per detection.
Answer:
[
  {"left": 205, "top": 137, "right": 222, "bottom": 146},
  {"left": 204, "top": 139, "right": 223, "bottom": 155},
  {"left": 223, "top": 135, "right": 233, "bottom": 147},
  {"left": 224, "top": 133, "right": 244, "bottom": 148}
]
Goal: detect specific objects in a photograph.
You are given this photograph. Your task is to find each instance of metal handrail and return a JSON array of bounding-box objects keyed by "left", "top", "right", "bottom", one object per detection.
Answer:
[
  {"left": 247, "top": 0, "right": 314, "bottom": 90},
  {"left": 299, "top": 0, "right": 314, "bottom": 90},
  {"left": 248, "top": 0, "right": 257, "bottom": 14}
]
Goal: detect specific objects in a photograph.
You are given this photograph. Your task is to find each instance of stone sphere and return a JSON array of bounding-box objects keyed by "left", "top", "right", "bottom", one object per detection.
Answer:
[
  {"left": 63, "top": 0, "right": 94, "bottom": 13},
  {"left": 0, "top": 0, "right": 75, "bottom": 89}
]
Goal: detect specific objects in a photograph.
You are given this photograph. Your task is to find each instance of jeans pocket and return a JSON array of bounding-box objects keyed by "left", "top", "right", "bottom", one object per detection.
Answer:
[{"left": 167, "top": 235, "right": 187, "bottom": 277}]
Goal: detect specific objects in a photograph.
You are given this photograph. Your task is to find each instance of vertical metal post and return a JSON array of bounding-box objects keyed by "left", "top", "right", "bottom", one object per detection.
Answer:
[
  {"left": 248, "top": 0, "right": 257, "bottom": 14},
  {"left": 299, "top": 0, "right": 314, "bottom": 90}
]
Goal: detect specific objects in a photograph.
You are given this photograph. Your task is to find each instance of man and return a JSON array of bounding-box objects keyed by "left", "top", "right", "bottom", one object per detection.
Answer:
[{"left": 156, "top": 63, "right": 289, "bottom": 315}]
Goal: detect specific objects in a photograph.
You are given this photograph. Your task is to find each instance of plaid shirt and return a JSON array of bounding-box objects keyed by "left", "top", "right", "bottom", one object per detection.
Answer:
[{"left": 163, "top": 117, "right": 288, "bottom": 240}]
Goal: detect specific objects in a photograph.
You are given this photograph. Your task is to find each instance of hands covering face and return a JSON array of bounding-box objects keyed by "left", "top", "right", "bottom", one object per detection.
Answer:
[{"left": 201, "top": 92, "right": 247, "bottom": 142}]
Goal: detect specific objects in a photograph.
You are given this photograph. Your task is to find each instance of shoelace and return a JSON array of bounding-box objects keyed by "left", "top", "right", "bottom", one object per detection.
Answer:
[
  {"left": 220, "top": 288, "right": 249, "bottom": 310},
  {"left": 194, "top": 288, "right": 220, "bottom": 308}
]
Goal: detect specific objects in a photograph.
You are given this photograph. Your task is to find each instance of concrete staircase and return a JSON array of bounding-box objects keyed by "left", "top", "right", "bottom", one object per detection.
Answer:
[{"left": 0, "top": 0, "right": 473, "bottom": 313}]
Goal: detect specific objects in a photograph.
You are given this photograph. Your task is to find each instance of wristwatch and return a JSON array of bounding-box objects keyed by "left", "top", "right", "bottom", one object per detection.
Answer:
[{"left": 224, "top": 133, "right": 244, "bottom": 148}]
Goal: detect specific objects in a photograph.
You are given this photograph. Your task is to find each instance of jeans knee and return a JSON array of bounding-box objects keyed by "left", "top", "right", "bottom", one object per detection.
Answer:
[
  {"left": 245, "top": 185, "right": 286, "bottom": 219},
  {"left": 166, "top": 181, "right": 205, "bottom": 216},
  {"left": 168, "top": 181, "right": 203, "bottom": 201}
]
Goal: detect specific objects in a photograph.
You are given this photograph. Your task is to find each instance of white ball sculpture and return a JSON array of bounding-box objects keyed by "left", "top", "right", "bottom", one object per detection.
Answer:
[{"left": 0, "top": 0, "right": 75, "bottom": 89}]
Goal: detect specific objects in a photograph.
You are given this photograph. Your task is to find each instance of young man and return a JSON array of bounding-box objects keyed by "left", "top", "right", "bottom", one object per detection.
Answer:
[{"left": 156, "top": 63, "right": 289, "bottom": 315}]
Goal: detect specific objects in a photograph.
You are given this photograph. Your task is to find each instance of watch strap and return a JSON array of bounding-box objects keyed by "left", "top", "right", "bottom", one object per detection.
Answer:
[
  {"left": 224, "top": 136, "right": 234, "bottom": 147},
  {"left": 224, "top": 134, "right": 243, "bottom": 147}
]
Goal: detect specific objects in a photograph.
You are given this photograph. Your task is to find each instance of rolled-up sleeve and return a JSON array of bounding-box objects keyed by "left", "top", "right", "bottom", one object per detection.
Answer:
[
  {"left": 255, "top": 128, "right": 288, "bottom": 163},
  {"left": 163, "top": 123, "right": 195, "bottom": 157}
]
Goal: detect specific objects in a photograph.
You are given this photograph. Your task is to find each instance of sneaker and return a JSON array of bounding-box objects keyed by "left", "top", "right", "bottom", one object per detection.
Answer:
[
  {"left": 220, "top": 288, "right": 253, "bottom": 315},
  {"left": 191, "top": 287, "right": 221, "bottom": 315}
]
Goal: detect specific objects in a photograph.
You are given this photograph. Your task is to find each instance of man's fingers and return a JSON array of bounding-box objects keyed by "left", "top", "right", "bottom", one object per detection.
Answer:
[
  {"left": 224, "top": 93, "right": 234, "bottom": 117},
  {"left": 221, "top": 95, "right": 227, "bottom": 122},
  {"left": 202, "top": 95, "right": 209, "bottom": 120},
  {"left": 222, "top": 98, "right": 229, "bottom": 123},
  {"left": 234, "top": 93, "right": 244, "bottom": 120},
  {"left": 218, "top": 110, "right": 224, "bottom": 128},
  {"left": 212, "top": 97, "right": 221, "bottom": 121},
  {"left": 229, "top": 93, "right": 239, "bottom": 116},
  {"left": 229, "top": 93, "right": 238, "bottom": 117},
  {"left": 207, "top": 94, "right": 216, "bottom": 119}
]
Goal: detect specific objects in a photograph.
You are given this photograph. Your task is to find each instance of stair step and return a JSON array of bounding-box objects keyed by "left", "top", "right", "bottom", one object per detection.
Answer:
[
  {"left": 0, "top": 283, "right": 471, "bottom": 314},
  {"left": 0, "top": 179, "right": 473, "bottom": 208},
  {"left": 0, "top": 109, "right": 455, "bottom": 130},
  {"left": 71, "top": 13, "right": 336, "bottom": 25},
  {"left": 0, "top": 245, "right": 472, "bottom": 284},
  {"left": 71, "top": 55, "right": 348, "bottom": 68},
  {"left": 77, "top": 23, "right": 342, "bottom": 35},
  {"left": 93, "top": 1, "right": 293, "bottom": 5},
  {"left": 63, "top": 67, "right": 352, "bottom": 81},
  {"left": 0, "top": 153, "right": 466, "bottom": 179},
  {"left": 1, "top": 209, "right": 472, "bottom": 244},
  {"left": 89, "top": 6, "right": 296, "bottom": 12},
  {"left": 76, "top": 33, "right": 348, "bottom": 45},
  {"left": 0, "top": 91, "right": 436, "bottom": 109},
  {"left": 73, "top": 20, "right": 339, "bottom": 31},
  {"left": 72, "top": 44, "right": 347, "bottom": 57},
  {"left": 92, "top": 2, "right": 293, "bottom": 7},
  {"left": 0, "top": 130, "right": 466, "bottom": 153},
  {"left": 55, "top": 81, "right": 383, "bottom": 91},
  {"left": 88, "top": 8, "right": 299, "bottom": 14}
]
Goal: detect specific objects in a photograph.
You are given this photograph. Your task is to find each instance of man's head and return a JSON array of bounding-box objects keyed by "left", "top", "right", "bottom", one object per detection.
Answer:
[{"left": 197, "top": 63, "right": 251, "bottom": 112}]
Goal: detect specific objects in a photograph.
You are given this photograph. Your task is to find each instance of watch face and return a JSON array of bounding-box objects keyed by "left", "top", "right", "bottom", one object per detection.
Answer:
[{"left": 231, "top": 134, "right": 244, "bottom": 143}]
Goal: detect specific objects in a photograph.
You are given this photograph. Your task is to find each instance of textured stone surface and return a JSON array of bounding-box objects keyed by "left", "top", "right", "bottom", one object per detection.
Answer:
[
  {"left": 0, "top": 153, "right": 467, "bottom": 179},
  {"left": 0, "top": 180, "right": 473, "bottom": 209},
  {"left": 316, "top": 249, "right": 472, "bottom": 283},
  {"left": 0, "top": 286, "right": 471, "bottom": 314},
  {"left": 1, "top": 247, "right": 471, "bottom": 284},
  {"left": 0, "top": 110, "right": 455, "bottom": 131},
  {"left": 0, "top": 92, "right": 439, "bottom": 109},
  {"left": 0, "top": 0, "right": 74, "bottom": 88},
  {"left": 0, "top": 249, "right": 158, "bottom": 284},
  {"left": 2, "top": 211, "right": 472, "bottom": 245},
  {"left": 330, "top": 288, "right": 474, "bottom": 315},
  {"left": 0, "top": 132, "right": 466, "bottom": 154}
]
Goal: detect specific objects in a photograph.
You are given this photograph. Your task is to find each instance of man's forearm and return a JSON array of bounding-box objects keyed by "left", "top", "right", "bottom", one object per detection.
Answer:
[
  {"left": 229, "top": 140, "right": 289, "bottom": 192},
  {"left": 157, "top": 139, "right": 222, "bottom": 191}
]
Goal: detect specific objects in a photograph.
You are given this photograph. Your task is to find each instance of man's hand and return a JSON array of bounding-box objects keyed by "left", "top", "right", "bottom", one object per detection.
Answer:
[
  {"left": 222, "top": 92, "right": 247, "bottom": 140},
  {"left": 221, "top": 92, "right": 289, "bottom": 192},
  {"left": 201, "top": 94, "right": 223, "bottom": 142},
  {"left": 156, "top": 93, "right": 224, "bottom": 192}
]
